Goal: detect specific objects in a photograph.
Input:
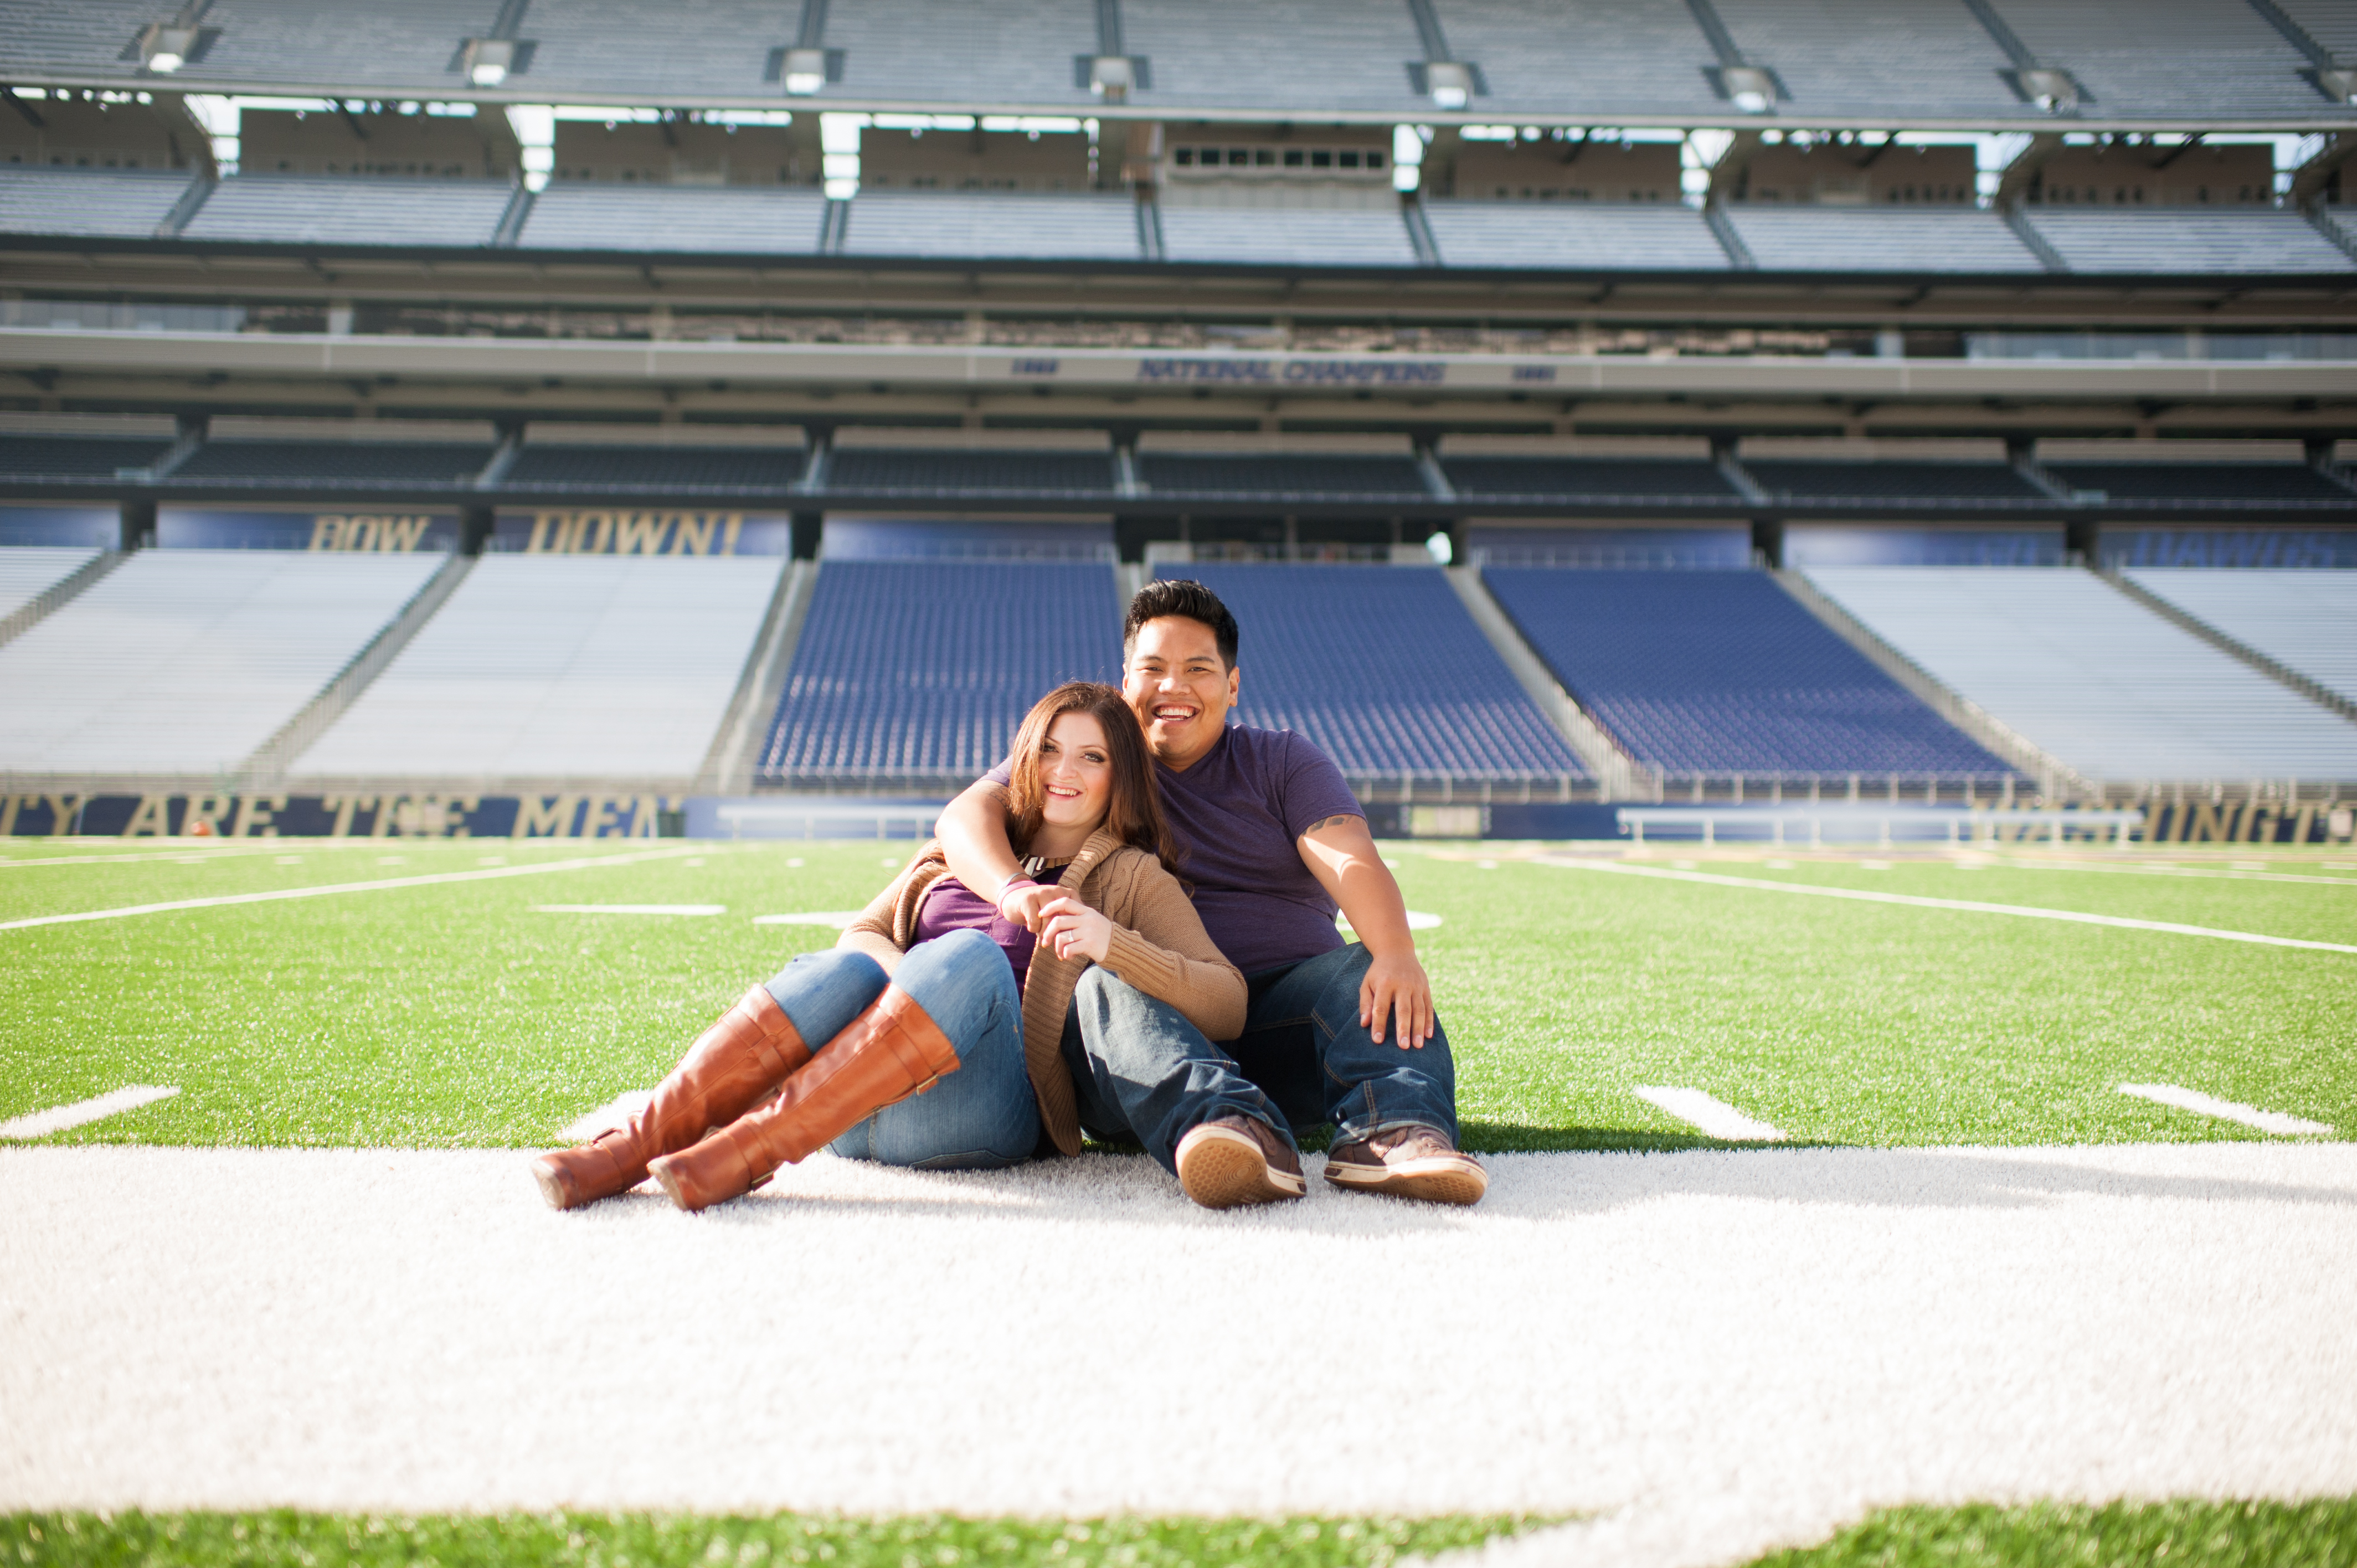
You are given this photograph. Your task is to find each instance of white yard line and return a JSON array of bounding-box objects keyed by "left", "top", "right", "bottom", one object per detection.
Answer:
[
  {"left": 1633, "top": 1086, "right": 1787, "bottom": 1143},
  {"left": 2118, "top": 1083, "right": 2333, "bottom": 1137},
  {"left": 0, "top": 846, "right": 711, "bottom": 932},
  {"left": 1991, "top": 858, "right": 2357, "bottom": 889},
  {"left": 4, "top": 1142, "right": 2354, "bottom": 1565},
  {"left": 557, "top": 1091, "right": 651, "bottom": 1142},
  {"left": 0, "top": 1085, "right": 178, "bottom": 1140},
  {"left": 752, "top": 911, "right": 867, "bottom": 927},
  {"left": 537, "top": 904, "right": 726, "bottom": 916},
  {"left": 1541, "top": 857, "right": 2357, "bottom": 955}
]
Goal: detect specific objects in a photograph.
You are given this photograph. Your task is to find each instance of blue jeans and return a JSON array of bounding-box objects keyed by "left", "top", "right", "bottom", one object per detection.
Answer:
[
  {"left": 1061, "top": 941, "right": 1458, "bottom": 1174},
  {"left": 759, "top": 929, "right": 1039, "bottom": 1170}
]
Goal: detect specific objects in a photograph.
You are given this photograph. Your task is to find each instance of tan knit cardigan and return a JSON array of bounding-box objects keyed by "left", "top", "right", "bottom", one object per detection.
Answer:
[{"left": 836, "top": 827, "right": 1246, "bottom": 1156}]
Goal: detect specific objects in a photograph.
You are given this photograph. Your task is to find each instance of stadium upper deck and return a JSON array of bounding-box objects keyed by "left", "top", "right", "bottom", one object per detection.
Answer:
[{"left": 6, "top": 0, "right": 2357, "bottom": 128}]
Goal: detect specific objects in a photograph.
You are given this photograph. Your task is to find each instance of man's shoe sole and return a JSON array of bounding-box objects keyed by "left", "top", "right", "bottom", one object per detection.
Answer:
[
  {"left": 1176, "top": 1125, "right": 1307, "bottom": 1209},
  {"left": 1324, "top": 1153, "right": 1488, "bottom": 1206}
]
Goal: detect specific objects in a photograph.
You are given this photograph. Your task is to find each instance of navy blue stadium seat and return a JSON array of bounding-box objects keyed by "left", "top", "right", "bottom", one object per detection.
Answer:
[
  {"left": 1166, "top": 563, "right": 1585, "bottom": 781},
  {"left": 758, "top": 561, "right": 1119, "bottom": 782},
  {"left": 504, "top": 445, "right": 806, "bottom": 492},
  {"left": 2046, "top": 464, "right": 2355, "bottom": 503},
  {"left": 1443, "top": 457, "right": 1736, "bottom": 501},
  {"left": 172, "top": 441, "right": 493, "bottom": 487},
  {"left": 0, "top": 435, "right": 173, "bottom": 478},
  {"left": 1481, "top": 568, "right": 2010, "bottom": 778},
  {"left": 826, "top": 450, "right": 1115, "bottom": 496},
  {"left": 1743, "top": 461, "right": 2044, "bottom": 502},
  {"left": 1140, "top": 454, "right": 1427, "bottom": 499}
]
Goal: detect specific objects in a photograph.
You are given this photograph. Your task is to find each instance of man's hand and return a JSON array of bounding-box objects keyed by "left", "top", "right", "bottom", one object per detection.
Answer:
[
  {"left": 1357, "top": 945, "right": 1435, "bottom": 1050},
  {"left": 997, "top": 880, "right": 1057, "bottom": 933},
  {"left": 1296, "top": 814, "right": 1436, "bottom": 1049},
  {"left": 939, "top": 777, "right": 1035, "bottom": 925},
  {"left": 1036, "top": 894, "right": 1114, "bottom": 964}
]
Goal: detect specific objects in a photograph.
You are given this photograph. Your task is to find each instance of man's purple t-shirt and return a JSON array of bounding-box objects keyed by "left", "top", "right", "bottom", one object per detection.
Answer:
[{"left": 988, "top": 723, "right": 1362, "bottom": 975}]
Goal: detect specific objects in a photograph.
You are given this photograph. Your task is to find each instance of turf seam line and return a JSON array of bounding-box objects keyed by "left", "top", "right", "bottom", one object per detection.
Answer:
[
  {"left": 0, "top": 847, "right": 713, "bottom": 931},
  {"left": 0, "top": 1084, "right": 178, "bottom": 1139},
  {"left": 2117, "top": 1083, "right": 2333, "bottom": 1137},
  {"left": 1538, "top": 858, "right": 2357, "bottom": 955},
  {"left": 1633, "top": 1086, "right": 1787, "bottom": 1142}
]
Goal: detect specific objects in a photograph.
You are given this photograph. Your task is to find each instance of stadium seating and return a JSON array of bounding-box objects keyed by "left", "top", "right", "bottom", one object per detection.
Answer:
[
  {"left": 0, "top": 167, "right": 193, "bottom": 238},
  {"left": 1139, "top": 453, "right": 1428, "bottom": 499},
  {"left": 517, "top": 184, "right": 827, "bottom": 253},
  {"left": 1156, "top": 207, "right": 1420, "bottom": 268},
  {"left": 1708, "top": 0, "right": 2025, "bottom": 117},
  {"left": 822, "top": 0, "right": 1098, "bottom": 104},
  {"left": 171, "top": 441, "right": 493, "bottom": 488},
  {"left": 1801, "top": 566, "right": 2357, "bottom": 782},
  {"left": 758, "top": 560, "right": 1118, "bottom": 782},
  {"left": 0, "top": 435, "right": 173, "bottom": 479},
  {"left": 180, "top": 176, "right": 513, "bottom": 247},
  {"left": 1119, "top": 0, "right": 1423, "bottom": 114},
  {"left": 1725, "top": 208, "right": 2042, "bottom": 274},
  {"left": 2046, "top": 463, "right": 2356, "bottom": 505},
  {"left": 2002, "top": 0, "right": 2327, "bottom": 118},
  {"left": 840, "top": 193, "right": 1140, "bottom": 261},
  {"left": 503, "top": 443, "right": 806, "bottom": 493},
  {"left": 2023, "top": 211, "right": 2354, "bottom": 275},
  {"left": 0, "top": 545, "right": 101, "bottom": 619},
  {"left": 1481, "top": 567, "right": 2010, "bottom": 779},
  {"left": 1443, "top": 457, "right": 1737, "bottom": 501},
  {"left": 1165, "top": 563, "right": 1585, "bottom": 781},
  {"left": 1431, "top": 0, "right": 1726, "bottom": 120},
  {"left": 1422, "top": 202, "right": 1728, "bottom": 271},
  {"left": 826, "top": 449, "right": 1116, "bottom": 497},
  {"left": 294, "top": 554, "right": 781, "bottom": 780},
  {"left": 2123, "top": 568, "right": 2357, "bottom": 709},
  {"left": 0, "top": 548, "right": 445, "bottom": 775},
  {"left": 1743, "top": 461, "right": 2047, "bottom": 503}
]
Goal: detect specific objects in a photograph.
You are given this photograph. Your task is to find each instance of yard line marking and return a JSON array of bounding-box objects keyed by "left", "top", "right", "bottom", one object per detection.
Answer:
[
  {"left": 558, "top": 1091, "right": 651, "bottom": 1142},
  {"left": 0, "top": 1085, "right": 178, "bottom": 1140},
  {"left": 2117, "top": 1083, "right": 2332, "bottom": 1137},
  {"left": 753, "top": 911, "right": 867, "bottom": 927},
  {"left": 1633, "top": 1086, "right": 1786, "bottom": 1143},
  {"left": 1990, "top": 858, "right": 2357, "bottom": 889},
  {"left": 537, "top": 904, "right": 725, "bottom": 916},
  {"left": 0, "top": 846, "right": 711, "bottom": 932},
  {"left": 1337, "top": 910, "right": 1444, "bottom": 932},
  {"left": 1541, "top": 858, "right": 2357, "bottom": 955}
]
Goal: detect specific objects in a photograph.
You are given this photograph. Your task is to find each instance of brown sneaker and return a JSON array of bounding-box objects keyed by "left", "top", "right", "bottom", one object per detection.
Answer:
[
  {"left": 1175, "top": 1116, "right": 1306, "bottom": 1209},
  {"left": 1324, "top": 1125, "right": 1487, "bottom": 1205}
]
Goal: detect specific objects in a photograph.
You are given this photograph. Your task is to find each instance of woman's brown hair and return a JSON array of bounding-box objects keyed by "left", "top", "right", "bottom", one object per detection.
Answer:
[{"left": 1005, "top": 680, "right": 1181, "bottom": 874}]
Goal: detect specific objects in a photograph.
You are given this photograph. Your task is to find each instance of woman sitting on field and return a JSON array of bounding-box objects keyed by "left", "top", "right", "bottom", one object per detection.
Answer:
[{"left": 532, "top": 680, "right": 1247, "bottom": 1213}]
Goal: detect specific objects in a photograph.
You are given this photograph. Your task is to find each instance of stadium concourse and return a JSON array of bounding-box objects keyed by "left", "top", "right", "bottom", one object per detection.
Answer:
[{"left": 3, "top": 0, "right": 2357, "bottom": 1564}]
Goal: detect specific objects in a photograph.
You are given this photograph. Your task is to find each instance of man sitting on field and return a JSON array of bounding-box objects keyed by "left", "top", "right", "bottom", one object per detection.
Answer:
[{"left": 937, "top": 577, "right": 1485, "bottom": 1208}]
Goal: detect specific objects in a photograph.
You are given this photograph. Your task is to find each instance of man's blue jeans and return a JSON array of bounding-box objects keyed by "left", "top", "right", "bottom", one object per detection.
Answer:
[
  {"left": 759, "top": 929, "right": 1039, "bottom": 1169},
  {"left": 1060, "top": 941, "right": 1458, "bottom": 1174}
]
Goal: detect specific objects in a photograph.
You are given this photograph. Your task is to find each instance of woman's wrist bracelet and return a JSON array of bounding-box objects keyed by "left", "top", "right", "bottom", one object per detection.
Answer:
[{"left": 994, "top": 876, "right": 1036, "bottom": 915}]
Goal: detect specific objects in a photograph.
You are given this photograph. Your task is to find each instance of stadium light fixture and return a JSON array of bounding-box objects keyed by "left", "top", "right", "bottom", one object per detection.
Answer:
[
  {"left": 461, "top": 37, "right": 516, "bottom": 87},
  {"left": 1720, "top": 65, "right": 1775, "bottom": 114},
  {"left": 2018, "top": 68, "right": 2078, "bottom": 114},
  {"left": 1087, "top": 55, "right": 1134, "bottom": 101},
  {"left": 1423, "top": 62, "right": 1473, "bottom": 111},
  {"left": 782, "top": 47, "right": 828, "bottom": 96},
  {"left": 138, "top": 21, "right": 200, "bottom": 73}
]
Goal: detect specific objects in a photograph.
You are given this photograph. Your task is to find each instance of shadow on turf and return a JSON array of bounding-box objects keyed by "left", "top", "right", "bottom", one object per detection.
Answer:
[{"left": 563, "top": 1134, "right": 2356, "bottom": 1234}]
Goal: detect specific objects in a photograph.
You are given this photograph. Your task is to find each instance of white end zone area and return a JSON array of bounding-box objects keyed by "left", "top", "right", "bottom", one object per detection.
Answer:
[{"left": 3, "top": 1143, "right": 2353, "bottom": 1567}]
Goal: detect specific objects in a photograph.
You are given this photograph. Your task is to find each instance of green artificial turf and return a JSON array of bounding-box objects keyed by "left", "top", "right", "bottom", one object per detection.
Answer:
[
  {"left": 0, "top": 1510, "right": 1546, "bottom": 1568},
  {"left": 1748, "top": 1497, "right": 2357, "bottom": 1567},
  {"left": 1, "top": 838, "right": 2351, "bottom": 1149}
]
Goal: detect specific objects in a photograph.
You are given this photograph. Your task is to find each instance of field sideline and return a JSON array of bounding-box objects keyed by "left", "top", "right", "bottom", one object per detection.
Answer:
[{"left": 4, "top": 836, "right": 2354, "bottom": 1567}]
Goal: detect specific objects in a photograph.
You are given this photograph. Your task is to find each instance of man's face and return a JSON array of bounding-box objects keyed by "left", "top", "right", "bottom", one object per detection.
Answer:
[{"left": 1122, "top": 615, "right": 1238, "bottom": 770}]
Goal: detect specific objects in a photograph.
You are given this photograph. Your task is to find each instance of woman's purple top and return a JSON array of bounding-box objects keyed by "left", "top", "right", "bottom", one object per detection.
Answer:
[{"left": 912, "top": 871, "right": 1061, "bottom": 990}]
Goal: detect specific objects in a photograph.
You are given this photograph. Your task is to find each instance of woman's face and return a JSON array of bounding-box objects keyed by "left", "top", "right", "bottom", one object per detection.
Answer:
[{"left": 1037, "top": 710, "right": 1114, "bottom": 832}]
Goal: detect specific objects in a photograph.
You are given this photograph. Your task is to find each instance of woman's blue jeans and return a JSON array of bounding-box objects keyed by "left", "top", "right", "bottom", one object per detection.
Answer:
[{"left": 758, "top": 929, "right": 1038, "bottom": 1169}]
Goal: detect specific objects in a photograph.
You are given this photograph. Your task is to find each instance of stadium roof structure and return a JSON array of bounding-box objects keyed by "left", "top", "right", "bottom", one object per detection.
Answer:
[{"left": 9, "top": 0, "right": 2357, "bottom": 132}]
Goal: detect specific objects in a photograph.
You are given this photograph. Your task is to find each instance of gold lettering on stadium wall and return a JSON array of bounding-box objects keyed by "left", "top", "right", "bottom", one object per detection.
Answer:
[
  {"left": 310, "top": 514, "right": 439, "bottom": 551},
  {"left": 523, "top": 510, "right": 747, "bottom": 556}
]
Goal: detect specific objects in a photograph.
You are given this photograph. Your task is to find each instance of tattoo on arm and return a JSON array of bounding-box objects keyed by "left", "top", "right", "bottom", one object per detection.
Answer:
[{"left": 1303, "top": 814, "right": 1357, "bottom": 835}]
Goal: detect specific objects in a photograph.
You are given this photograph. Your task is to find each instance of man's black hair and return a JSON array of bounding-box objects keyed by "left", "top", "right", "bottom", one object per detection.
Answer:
[{"left": 1123, "top": 577, "right": 1239, "bottom": 669}]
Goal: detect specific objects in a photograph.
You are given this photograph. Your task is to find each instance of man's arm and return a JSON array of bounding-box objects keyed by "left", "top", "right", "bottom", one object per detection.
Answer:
[
  {"left": 936, "top": 777, "right": 1056, "bottom": 930},
  {"left": 1296, "top": 814, "right": 1435, "bottom": 1048}
]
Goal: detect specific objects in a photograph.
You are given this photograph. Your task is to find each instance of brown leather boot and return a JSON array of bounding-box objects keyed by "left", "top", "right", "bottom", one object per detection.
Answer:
[
  {"left": 647, "top": 984, "right": 960, "bottom": 1212},
  {"left": 531, "top": 984, "right": 810, "bottom": 1210}
]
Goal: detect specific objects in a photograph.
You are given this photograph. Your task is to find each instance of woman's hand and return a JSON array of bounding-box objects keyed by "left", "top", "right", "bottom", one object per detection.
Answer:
[{"left": 1036, "top": 894, "right": 1114, "bottom": 965}]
